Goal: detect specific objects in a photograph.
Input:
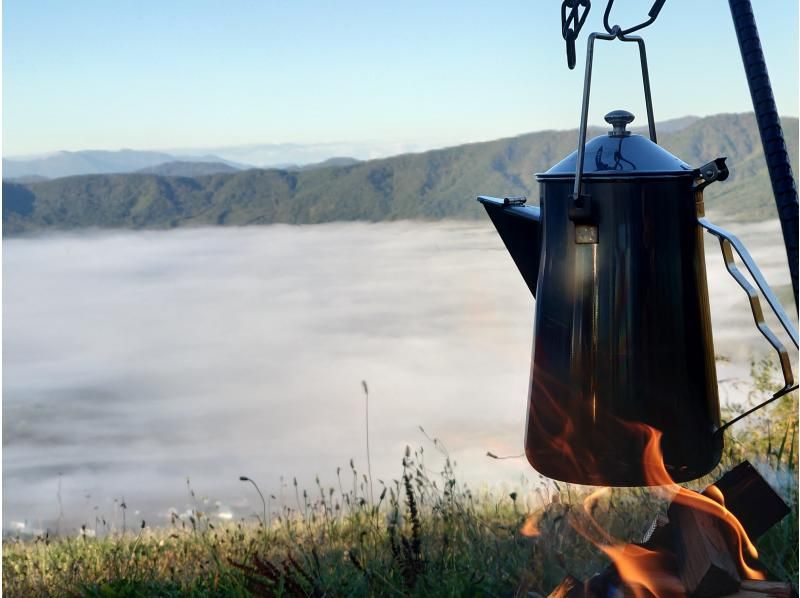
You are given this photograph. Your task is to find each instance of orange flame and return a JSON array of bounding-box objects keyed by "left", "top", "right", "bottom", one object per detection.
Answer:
[
  {"left": 570, "top": 486, "right": 684, "bottom": 598},
  {"left": 600, "top": 543, "right": 685, "bottom": 598},
  {"left": 704, "top": 484, "right": 725, "bottom": 506},
  {"left": 520, "top": 515, "right": 540, "bottom": 537},
  {"left": 524, "top": 422, "right": 766, "bottom": 596},
  {"left": 526, "top": 372, "right": 600, "bottom": 482},
  {"left": 639, "top": 425, "right": 765, "bottom": 581}
]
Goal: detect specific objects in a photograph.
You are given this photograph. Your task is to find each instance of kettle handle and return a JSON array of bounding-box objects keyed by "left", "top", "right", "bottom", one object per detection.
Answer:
[
  {"left": 571, "top": 30, "right": 657, "bottom": 221},
  {"left": 699, "top": 218, "right": 799, "bottom": 434}
]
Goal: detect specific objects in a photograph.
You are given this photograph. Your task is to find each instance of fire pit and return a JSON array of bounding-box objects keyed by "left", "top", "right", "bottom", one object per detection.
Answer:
[{"left": 540, "top": 460, "right": 794, "bottom": 597}]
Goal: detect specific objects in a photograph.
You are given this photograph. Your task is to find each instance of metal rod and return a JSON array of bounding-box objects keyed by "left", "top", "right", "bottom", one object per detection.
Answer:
[
  {"left": 729, "top": 0, "right": 799, "bottom": 309},
  {"left": 572, "top": 31, "right": 657, "bottom": 204},
  {"left": 620, "top": 36, "right": 657, "bottom": 143},
  {"left": 718, "top": 384, "right": 798, "bottom": 433},
  {"left": 573, "top": 31, "right": 615, "bottom": 200}
]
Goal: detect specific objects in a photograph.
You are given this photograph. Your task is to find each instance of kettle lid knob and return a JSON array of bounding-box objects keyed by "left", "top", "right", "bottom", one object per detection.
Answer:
[{"left": 605, "top": 110, "right": 635, "bottom": 137}]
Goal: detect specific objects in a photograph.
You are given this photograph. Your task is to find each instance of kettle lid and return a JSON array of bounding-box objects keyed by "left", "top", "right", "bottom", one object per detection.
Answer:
[{"left": 537, "top": 110, "right": 692, "bottom": 179}]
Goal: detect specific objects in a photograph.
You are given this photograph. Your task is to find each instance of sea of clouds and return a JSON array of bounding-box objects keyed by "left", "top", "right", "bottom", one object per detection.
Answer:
[{"left": 2, "top": 220, "right": 793, "bottom": 533}]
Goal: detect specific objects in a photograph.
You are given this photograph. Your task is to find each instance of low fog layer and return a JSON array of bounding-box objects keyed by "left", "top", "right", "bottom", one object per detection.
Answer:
[{"left": 3, "top": 220, "right": 793, "bottom": 533}]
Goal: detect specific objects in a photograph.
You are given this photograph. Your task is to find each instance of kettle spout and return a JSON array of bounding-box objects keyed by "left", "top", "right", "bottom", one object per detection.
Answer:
[{"left": 478, "top": 196, "right": 542, "bottom": 297}]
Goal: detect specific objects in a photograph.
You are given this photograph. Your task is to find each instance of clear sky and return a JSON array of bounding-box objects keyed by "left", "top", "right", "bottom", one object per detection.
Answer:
[{"left": 3, "top": 0, "right": 798, "bottom": 156}]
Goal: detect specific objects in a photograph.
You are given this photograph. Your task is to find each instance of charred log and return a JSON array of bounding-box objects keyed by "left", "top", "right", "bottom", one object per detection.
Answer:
[{"left": 703, "top": 461, "right": 790, "bottom": 541}]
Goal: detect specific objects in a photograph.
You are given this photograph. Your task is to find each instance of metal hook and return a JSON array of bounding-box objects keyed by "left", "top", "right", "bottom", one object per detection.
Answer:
[{"left": 603, "top": 0, "right": 666, "bottom": 38}]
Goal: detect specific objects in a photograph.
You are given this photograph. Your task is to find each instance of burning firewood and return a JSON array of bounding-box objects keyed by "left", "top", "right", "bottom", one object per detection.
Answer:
[
  {"left": 702, "top": 462, "right": 791, "bottom": 542},
  {"left": 667, "top": 500, "right": 741, "bottom": 597},
  {"left": 546, "top": 461, "right": 792, "bottom": 598}
]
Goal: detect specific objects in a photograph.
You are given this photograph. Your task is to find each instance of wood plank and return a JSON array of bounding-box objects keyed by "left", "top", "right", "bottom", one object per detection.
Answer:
[
  {"left": 703, "top": 461, "right": 790, "bottom": 541},
  {"left": 668, "top": 501, "right": 741, "bottom": 597},
  {"left": 724, "top": 579, "right": 797, "bottom": 597}
]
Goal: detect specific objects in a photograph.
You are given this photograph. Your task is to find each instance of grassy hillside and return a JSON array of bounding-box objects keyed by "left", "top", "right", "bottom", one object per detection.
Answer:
[
  {"left": 3, "top": 395, "right": 796, "bottom": 597},
  {"left": 4, "top": 113, "right": 797, "bottom": 235},
  {"left": 2, "top": 362, "right": 798, "bottom": 597}
]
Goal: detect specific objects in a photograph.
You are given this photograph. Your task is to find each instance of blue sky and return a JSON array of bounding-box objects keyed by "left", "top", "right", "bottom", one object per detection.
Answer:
[{"left": 3, "top": 0, "right": 798, "bottom": 156}]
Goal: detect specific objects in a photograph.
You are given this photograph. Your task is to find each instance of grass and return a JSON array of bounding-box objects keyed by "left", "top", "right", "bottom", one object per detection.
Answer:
[{"left": 3, "top": 365, "right": 797, "bottom": 597}]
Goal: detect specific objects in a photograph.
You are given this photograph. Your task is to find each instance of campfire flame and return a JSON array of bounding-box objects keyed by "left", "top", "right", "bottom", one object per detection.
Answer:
[
  {"left": 570, "top": 487, "right": 685, "bottom": 598},
  {"left": 601, "top": 544, "right": 685, "bottom": 598},
  {"left": 639, "top": 425, "right": 765, "bottom": 582},
  {"left": 520, "top": 515, "right": 540, "bottom": 537},
  {"left": 524, "top": 424, "right": 766, "bottom": 596}
]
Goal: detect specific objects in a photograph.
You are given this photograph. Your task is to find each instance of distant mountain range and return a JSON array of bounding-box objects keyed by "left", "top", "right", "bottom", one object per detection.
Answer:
[
  {"left": 3, "top": 113, "right": 796, "bottom": 236},
  {"left": 4, "top": 120, "right": 700, "bottom": 180},
  {"left": 160, "top": 141, "right": 436, "bottom": 169},
  {"left": 2, "top": 150, "right": 249, "bottom": 179},
  {"left": 3, "top": 142, "right": 415, "bottom": 179},
  {"left": 3, "top": 152, "right": 365, "bottom": 180}
]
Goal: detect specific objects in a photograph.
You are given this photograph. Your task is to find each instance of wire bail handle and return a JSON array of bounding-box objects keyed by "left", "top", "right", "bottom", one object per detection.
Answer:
[
  {"left": 561, "top": 0, "right": 666, "bottom": 70},
  {"left": 568, "top": 28, "right": 658, "bottom": 222}
]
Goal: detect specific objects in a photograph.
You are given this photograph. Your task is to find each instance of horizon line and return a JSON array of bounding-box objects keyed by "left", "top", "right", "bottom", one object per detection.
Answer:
[{"left": 4, "top": 110, "right": 798, "bottom": 162}]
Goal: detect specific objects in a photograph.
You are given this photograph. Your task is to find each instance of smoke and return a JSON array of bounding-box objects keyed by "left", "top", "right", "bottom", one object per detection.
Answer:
[{"left": 2, "top": 220, "right": 791, "bottom": 531}]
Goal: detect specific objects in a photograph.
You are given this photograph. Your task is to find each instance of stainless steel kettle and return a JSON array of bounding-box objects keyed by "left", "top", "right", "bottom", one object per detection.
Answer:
[{"left": 478, "top": 32, "right": 798, "bottom": 486}]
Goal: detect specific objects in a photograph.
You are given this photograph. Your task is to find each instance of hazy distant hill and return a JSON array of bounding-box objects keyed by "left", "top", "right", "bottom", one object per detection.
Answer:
[
  {"left": 272, "top": 157, "right": 363, "bottom": 172},
  {"left": 4, "top": 113, "right": 797, "bottom": 235},
  {"left": 297, "top": 157, "right": 362, "bottom": 171},
  {"left": 3, "top": 150, "right": 247, "bottom": 179},
  {"left": 136, "top": 161, "right": 241, "bottom": 176},
  {"left": 631, "top": 115, "right": 701, "bottom": 135},
  {"left": 3, "top": 174, "right": 49, "bottom": 184},
  {"left": 167, "top": 141, "right": 428, "bottom": 169}
]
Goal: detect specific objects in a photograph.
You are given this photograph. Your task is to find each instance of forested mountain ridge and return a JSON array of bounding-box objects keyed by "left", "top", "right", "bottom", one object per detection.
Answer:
[
  {"left": 134, "top": 161, "right": 241, "bottom": 176},
  {"left": 4, "top": 113, "right": 797, "bottom": 235}
]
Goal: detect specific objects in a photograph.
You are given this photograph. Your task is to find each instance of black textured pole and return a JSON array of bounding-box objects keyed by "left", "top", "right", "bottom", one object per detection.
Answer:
[{"left": 729, "top": 0, "right": 799, "bottom": 309}]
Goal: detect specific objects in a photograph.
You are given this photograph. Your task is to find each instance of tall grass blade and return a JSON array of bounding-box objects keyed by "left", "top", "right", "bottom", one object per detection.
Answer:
[{"left": 776, "top": 422, "right": 790, "bottom": 471}]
